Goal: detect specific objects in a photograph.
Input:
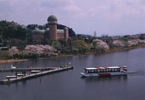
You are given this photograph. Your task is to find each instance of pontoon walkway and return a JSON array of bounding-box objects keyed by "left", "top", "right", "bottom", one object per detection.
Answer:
[{"left": 0, "top": 66, "right": 73, "bottom": 84}]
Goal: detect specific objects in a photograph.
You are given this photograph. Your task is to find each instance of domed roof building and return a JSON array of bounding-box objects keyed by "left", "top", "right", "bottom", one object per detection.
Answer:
[
  {"left": 47, "top": 15, "right": 58, "bottom": 21},
  {"left": 32, "top": 15, "right": 69, "bottom": 43}
]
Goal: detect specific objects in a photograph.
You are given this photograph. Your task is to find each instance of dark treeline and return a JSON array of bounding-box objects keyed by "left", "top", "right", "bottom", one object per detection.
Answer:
[
  {"left": 0, "top": 20, "right": 76, "bottom": 45},
  {"left": 0, "top": 20, "right": 31, "bottom": 40}
]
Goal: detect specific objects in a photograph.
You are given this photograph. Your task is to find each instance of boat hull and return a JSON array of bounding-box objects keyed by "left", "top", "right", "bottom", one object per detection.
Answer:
[{"left": 81, "top": 72, "right": 127, "bottom": 77}]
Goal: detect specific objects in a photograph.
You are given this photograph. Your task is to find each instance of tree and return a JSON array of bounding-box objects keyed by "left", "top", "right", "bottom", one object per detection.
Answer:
[
  {"left": 92, "top": 40, "right": 98, "bottom": 49},
  {"left": 71, "top": 40, "right": 88, "bottom": 53},
  {"left": 123, "top": 36, "right": 128, "bottom": 42},
  {"left": 52, "top": 40, "right": 61, "bottom": 49},
  {"left": 0, "top": 20, "right": 28, "bottom": 40},
  {"left": 113, "top": 40, "right": 126, "bottom": 47},
  {"left": 25, "top": 45, "right": 57, "bottom": 59},
  {"left": 42, "top": 45, "right": 56, "bottom": 56},
  {"left": 11, "top": 38, "right": 18, "bottom": 46},
  {"left": 93, "top": 39, "right": 109, "bottom": 51},
  {"left": 3, "top": 39, "right": 8, "bottom": 46},
  {"left": 9, "top": 46, "right": 18, "bottom": 59}
]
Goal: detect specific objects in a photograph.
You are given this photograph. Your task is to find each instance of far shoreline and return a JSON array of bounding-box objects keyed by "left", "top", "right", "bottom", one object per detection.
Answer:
[{"left": 0, "top": 45, "right": 145, "bottom": 64}]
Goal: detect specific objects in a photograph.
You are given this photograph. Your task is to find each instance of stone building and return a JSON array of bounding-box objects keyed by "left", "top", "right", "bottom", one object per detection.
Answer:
[{"left": 32, "top": 15, "right": 69, "bottom": 43}]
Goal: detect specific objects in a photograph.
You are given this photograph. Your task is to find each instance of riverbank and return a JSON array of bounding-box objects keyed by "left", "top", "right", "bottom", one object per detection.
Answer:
[{"left": 0, "top": 45, "right": 145, "bottom": 64}]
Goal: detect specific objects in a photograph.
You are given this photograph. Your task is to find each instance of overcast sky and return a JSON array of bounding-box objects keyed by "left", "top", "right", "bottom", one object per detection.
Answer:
[{"left": 0, "top": 0, "right": 145, "bottom": 36}]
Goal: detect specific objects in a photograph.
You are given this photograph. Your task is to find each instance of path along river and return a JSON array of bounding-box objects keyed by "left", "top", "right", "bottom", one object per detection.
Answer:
[{"left": 1, "top": 48, "right": 145, "bottom": 100}]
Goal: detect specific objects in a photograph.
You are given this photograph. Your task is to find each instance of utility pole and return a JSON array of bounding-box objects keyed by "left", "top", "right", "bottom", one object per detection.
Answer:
[{"left": 94, "top": 31, "right": 97, "bottom": 39}]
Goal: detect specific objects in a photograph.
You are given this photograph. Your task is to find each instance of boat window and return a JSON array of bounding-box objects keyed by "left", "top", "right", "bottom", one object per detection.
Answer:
[
  {"left": 85, "top": 70, "right": 88, "bottom": 73},
  {"left": 106, "top": 69, "right": 109, "bottom": 72},
  {"left": 96, "top": 69, "right": 98, "bottom": 73},
  {"left": 90, "top": 70, "right": 92, "bottom": 73},
  {"left": 109, "top": 69, "right": 112, "bottom": 72},
  {"left": 100, "top": 69, "right": 104, "bottom": 72},
  {"left": 117, "top": 68, "right": 120, "bottom": 72},
  {"left": 98, "top": 69, "right": 100, "bottom": 73},
  {"left": 94, "top": 69, "right": 98, "bottom": 73},
  {"left": 112, "top": 69, "right": 114, "bottom": 72},
  {"left": 88, "top": 70, "right": 96, "bottom": 73}
]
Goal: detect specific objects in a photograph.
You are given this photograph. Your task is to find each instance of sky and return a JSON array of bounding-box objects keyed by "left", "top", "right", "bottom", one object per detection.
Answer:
[{"left": 0, "top": 0, "right": 145, "bottom": 36}]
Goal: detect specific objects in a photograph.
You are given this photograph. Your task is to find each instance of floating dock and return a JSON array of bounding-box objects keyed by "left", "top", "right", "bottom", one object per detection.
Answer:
[
  {"left": 0, "top": 67, "right": 58, "bottom": 72},
  {"left": 0, "top": 66, "right": 73, "bottom": 84}
]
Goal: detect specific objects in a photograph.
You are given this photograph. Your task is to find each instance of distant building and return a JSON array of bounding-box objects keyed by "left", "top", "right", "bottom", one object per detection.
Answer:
[{"left": 32, "top": 15, "right": 69, "bottom": 43}]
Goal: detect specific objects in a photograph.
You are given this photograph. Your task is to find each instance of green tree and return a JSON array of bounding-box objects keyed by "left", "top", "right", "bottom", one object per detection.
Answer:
[
  {"left": 0, "top": 20, "right": 28, "bottom": 40},
  {"left": 78, "top": 36, "right": 83, "bottom": 40},
  {"left": 11, "top": 38, "right": 18, "bottom": 46},
  {"left": 3, "top": 39, "right": 8, "bottom": 46},
  {"left": 92, "top": 40, "right": 99, "bottom": 49},
  {"left": 71, "top": 40, "right": 88, "bottom": 53},
  {"left": 59, "top": 39, "right": 67, "bottom": 46},
  {"left": 52, "top": 40, "right": 61, "bottom": 49},
  {"left": 123, "top": 36, "right": 128, "bottom": 42}
]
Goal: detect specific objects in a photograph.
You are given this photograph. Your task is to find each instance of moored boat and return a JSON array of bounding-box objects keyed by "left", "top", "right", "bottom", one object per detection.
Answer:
[
  {"left": 81, "top": 66, "right": 127, "bottom": 77},
  {"left": 17, "top": 74, "right": 27, "bottom": 76},
  {"left": 6, "top": 73, "right": 27, "bottom": 79},
  {"left": 31, "top": 70, "right": 41, "bottom": 73},
  {"left": 6, "top": 75, "right": 17, "bottom": 79},
  {"left": 10, "top": 65, "right": 16, "bottom": 69}
]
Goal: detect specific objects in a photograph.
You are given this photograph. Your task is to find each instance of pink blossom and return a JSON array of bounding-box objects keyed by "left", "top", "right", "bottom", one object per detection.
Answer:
[
  {"left": 128, "top": 39, "right": 139, "bottom": 46},
  {"left": 9, "top": 46, "right": 18, "bottom": 55},
  {"left": 113, "top": 40, "right": 126, "bottom": 47},
  {"left": 25, "top": 45, "right": 57, "bottom": 55},
  {"left": 93, "top": 39, "right": 109, "bottom": 50}
]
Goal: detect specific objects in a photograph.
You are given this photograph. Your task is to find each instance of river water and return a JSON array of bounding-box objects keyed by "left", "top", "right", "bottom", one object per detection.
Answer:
[{"left": 1, "top": 48, "right": 145, "bottom": 100}]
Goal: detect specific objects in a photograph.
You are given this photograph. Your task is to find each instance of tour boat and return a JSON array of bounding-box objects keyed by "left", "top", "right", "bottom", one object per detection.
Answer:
[{"left": 81, "top": 66, "right": 127, "bottom": 77}]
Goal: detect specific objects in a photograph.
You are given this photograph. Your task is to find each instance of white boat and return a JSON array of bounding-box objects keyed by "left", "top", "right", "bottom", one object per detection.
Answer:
[
  {"left": 6, "top": 75, "right": 17, "bottom": 79},
  {"left": 81, "top": 66, "right": 127, "bottom": 77},
  {"left": 17, "top": 74, "right": 27, "bottom": 76},
  {"left": 31, "top": 70, "right": 41, "bottom": 73},
  {"left": 10, "top": 65, "right": 16, "bottom": 69},
  {"left": 6, "top": 73, "right": 27, "bottom": 79}
]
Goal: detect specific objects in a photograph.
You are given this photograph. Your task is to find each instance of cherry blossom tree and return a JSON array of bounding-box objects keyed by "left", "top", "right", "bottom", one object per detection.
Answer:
[
  {"left": 113, "top": 39, "right": 145, "bottom": 47},
  {"left": 93, "top": 39, "right": 109, "bottom": 51},
  {"left": 138, "top": 39, "right": 145, "bottom": 44},
  {"left": 43, "top": 45, "right": 57, "bottom": 56},
  {"left": 128, "top": 39, "right": 139, "bottom": 47},
  {"left": 112, "top": 40, "right": 126, "bottom": 47},
  {"left": 24, "top": 45, "right": 57, "bottom": 58},
  {"left": 25, "top": 45, "right": 43, "bottom": 55},
  {"left": 9, "top": 46, "right": 18, "bottom": 59}
]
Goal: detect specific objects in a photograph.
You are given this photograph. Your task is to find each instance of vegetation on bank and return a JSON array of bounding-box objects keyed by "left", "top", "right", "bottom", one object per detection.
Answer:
[
  {"left": 1, "top": 20, "right": 145, "bottom": 63},
  {"left": 1, "top": 36, "right": 145, "bottom": 61}
]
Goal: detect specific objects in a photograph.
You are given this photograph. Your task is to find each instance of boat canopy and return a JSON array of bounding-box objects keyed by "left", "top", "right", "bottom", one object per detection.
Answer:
[{"left": 85, "top": 66, "right": 127, "bottom": 70}]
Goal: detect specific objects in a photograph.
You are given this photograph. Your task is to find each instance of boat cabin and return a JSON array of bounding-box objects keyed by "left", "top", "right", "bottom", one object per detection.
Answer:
[{"left": 84, "top": 66, "right": 127, "bottom": 74}]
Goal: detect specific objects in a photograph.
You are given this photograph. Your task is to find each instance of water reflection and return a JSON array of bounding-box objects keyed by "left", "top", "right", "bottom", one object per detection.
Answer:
[{"left": 81, "top": 75, "right": 127, "bottom": 82}]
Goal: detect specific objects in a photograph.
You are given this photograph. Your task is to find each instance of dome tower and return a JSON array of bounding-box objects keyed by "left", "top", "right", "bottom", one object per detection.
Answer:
[{"left": 47, "top": 15, "right": 58, "bottom": 40}]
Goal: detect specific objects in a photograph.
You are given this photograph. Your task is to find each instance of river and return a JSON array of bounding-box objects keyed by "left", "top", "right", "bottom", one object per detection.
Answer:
[{"left": 1, "top": 48, "right": 145, "bottom": 100}]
